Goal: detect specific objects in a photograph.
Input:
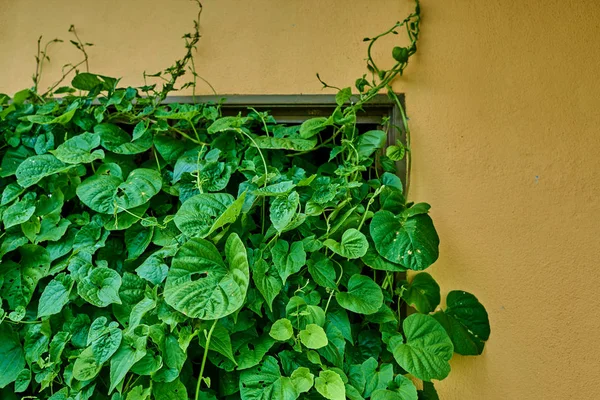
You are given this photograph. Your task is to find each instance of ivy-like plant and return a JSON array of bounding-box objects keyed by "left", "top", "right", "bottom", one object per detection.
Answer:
[{"left": 0, "top": 1, "right": 490, "bottom": 399}]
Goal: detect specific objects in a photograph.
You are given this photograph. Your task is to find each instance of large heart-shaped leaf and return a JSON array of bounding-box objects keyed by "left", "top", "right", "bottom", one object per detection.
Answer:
[
  {"left": 254, "top": 136, "right": 317, "bottom": 151},
  {"left": 270, "top": 191, "right": 299, "bottom": 232},
  {"left": 315, "top": 370, "right": 345, "bottom": 400},
  {"left": 371, "top": 374, "right": 418, "bottom": 400},
  {"left": 95, "top": 123, "right": 153, "bottom": 155},
  {"left": 76, "top": 168, "right": 162, "bottom": 214},
  {"left": 389, "top": 314, "right": 453, "bottom": 381},
  {"left": 271, "top": 240, "right": 306, "bottom": 284},
  {"left": 164, "top": 233, "right": 249, "bottom": 319},
  {"left": 336, "top": 274, "right": 383, "bottom": 315},
  {"left": 370, "top": 211, "right": 439, "bottom": 270},
  {"left": 433, "top": 291, "right": 490, "bottom": 356}
]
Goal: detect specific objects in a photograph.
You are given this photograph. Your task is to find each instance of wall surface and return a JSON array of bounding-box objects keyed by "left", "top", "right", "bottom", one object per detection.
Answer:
[{"left": 2, "top": 1, "right": 600, "bottom": 399}]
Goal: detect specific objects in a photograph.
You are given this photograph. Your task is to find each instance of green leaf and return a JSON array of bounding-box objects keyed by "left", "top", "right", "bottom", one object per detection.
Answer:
[
  {"left": 336, "top": 87, "right": 352, "bottom": 106},
  {"left": 299, "top": 324, "right": 328, "bottom": 349},
  {"left": 361, "top": 247, "right": 406, "bottom": 272},
  {"left": 299, "top": 117, "right": 330, "bottom": 139},
  {"left": 433, "top": 291, "right": 490, "bottom": 356},
  {"left": 1, "top": 183, "right": 24, "bottom": 206},
  {"left": 401, "top": 273, "right": 440, "bottom": 314},
  {"left": 254, "top": 136, "right": 317, "bottom": 151},
  {"left": 307, "top": 252, "right": 337, "bottom": 289},
  {"left": 239, "top": 356, "right": 313, "bottom": 400},
  {"left": 152, "top": 379, "right": 188, "bottom": 400},
  {"left": 77, "top": 168, "right": 162, "bottom": 214},
  {"left": 109, "top": 337, "right": 147, "bottom": 393},
  {"left": 174, "top": 193, "right": 237, "bottom": 238},
  {"left": 370, "top": 211, "right": 439, "bottom": 270},
  {"left": 271, "top": 240, "right": 306, "bottom": 284},
  {"left": 386, "top": 143, "right": 406, "bottom": 161},
  {"left": 77, "top": 267, "right": 123, "bottom": 307},
  {"left": 73, "top": 346, "right": 103, "bottom": 382},
  {"left": 315, "top": 370, "right": 346, "bottom": 400},
  {"left": 0, "top": 325, "right": 25, "bottom": 389},
  {"left": 371, "top": 375, "right": 418, "bottom": 400},
  {"left": 14, "top": 368, "right": 31, "bottom": 393},
  {"left": 164, "top": 233, "right": 249, "bottom": 319},
  {"left": 72, "top": 72, "right": 116, "bottom": 91},
  {"left": 37, "top": 273, "right": 73, "bottom": 318},
  {"left": 357, "top": 130, "right": 387, "bottom": 160},
  {"left": 270, "top": 191, "right": 299, "bottom": 232},
  {"left": 52, "top": 132, "right": 105, "bottom": 164},
  {"left": 336, "top": 274, "right": 383, "bottom": 315},
  {"left": 198, "top": 321, "right": 236, "bottom": 364},
  {"left": 2, "top": 245, "right": 50, "bottom": 309},
  {"left": 389, "top": 314, "right": 454, "bottom": 381},
  {"left": 362, "top": 358, "right": 393, "bottom": 397},
  {"left": 417, "top": 382, "right": 440, "bottom": 400},
  {"left": 323, "top": 228, "right": 369, "bottom": 259},
  {"left": 253, "top": 258, "right": 283, "bottom": 311},
  {"left": 126, "top": 385, "right": 152, "bottom": 400},
  {"left": 270, "top": 318, "right": 294, "bottom": 341},
  {"left": 125, "top": 223, "right": 154, "bottom": 260},
  {"left": 95, "top": 123, "right": 153, "bottom": 155},
  {"left": 15, "top": 155, "right": 69, "bottom": 188},
  {"left": 3, "top": 194, "right": 36, "bottom": 229}
]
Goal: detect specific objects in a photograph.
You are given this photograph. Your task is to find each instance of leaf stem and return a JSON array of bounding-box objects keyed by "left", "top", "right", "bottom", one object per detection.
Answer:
[{"left": 195, "top": 319, "right": 218, "bottom": 400}]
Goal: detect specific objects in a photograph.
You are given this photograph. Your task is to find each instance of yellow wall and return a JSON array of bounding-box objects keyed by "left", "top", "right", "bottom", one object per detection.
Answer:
[{"left": 2, "top": 1, "right": 600, "bottom": 398}]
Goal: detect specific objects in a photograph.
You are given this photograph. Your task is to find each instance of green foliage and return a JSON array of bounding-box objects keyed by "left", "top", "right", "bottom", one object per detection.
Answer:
[{"left": 0, "top": 0, "right": 491, "bottom": 399}]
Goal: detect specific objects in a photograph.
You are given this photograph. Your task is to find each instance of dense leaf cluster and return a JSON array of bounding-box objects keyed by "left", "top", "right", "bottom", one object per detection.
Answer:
[{"left": 0, "top": 1, "right": 490, "bottom": 399}]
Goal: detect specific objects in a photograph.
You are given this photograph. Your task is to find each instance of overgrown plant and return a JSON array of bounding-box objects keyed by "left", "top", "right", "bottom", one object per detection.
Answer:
[{"left": 0, "top": 1, "right": 490, "bottom": 399}]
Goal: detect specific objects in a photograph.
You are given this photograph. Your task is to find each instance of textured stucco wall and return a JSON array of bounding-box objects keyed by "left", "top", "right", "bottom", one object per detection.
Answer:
[{"left": 2, "top": 1, "right": 600, "bottom": 399}]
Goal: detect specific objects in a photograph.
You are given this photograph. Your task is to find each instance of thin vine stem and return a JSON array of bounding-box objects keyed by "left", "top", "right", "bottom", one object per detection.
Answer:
[{"left": 195, "top": 319, "right": 218, "bottom": 400}]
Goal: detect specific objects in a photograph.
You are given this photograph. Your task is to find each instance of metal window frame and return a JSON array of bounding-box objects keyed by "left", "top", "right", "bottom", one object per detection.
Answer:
[{"left": 166, "top": 93, "right": 407, "bottom": 189}]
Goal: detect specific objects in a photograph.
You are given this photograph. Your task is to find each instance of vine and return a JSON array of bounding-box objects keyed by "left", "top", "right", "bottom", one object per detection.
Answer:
[{"left": 0, "top": 1, "right": 490, "bottom": 399}]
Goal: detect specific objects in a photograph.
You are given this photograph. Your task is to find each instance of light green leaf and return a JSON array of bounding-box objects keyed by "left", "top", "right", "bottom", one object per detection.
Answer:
[
  {"left": 401, "top": 273, "right": 440, "bottom": 314},
  {"left": 270, "top": 191, "right": 299, "bottom": 232},
  {"left": 433, "top": 291, "right": 490, "bottom": 356},
  {"left": 126, "top": 385, "right": 152, "bottom": 400},
  {"left": 164, "top": 233, "right": 249, "bottom": 319},
  {"left": 299, "top": 117, "right": 330, "bottom": 139},
  {"left": 0, "top": 325, "right": 25, "bottom": 389},
  {"left": 73, "top": 346, "right": 103, "bottom": 382},
  {"left": 336, "top": 274, "right": 383, "bottom": 315},
  {"left": 336, "top": 87, "right": 352, "bottom": 106},
  {"left": 315, "top": 370, "right": 346, "bottom": 400},
  {"left": 270, "top": 318, "right": 294, "bottom": 341},
  {"left": 370, "top": 211, "right": 439, "bottom": 270},
  {"left": 362, "top": 358, "right": 393, "bottom": 398},
  {"left": 77, "top": 168, "right": 162, "bottom": 214},
  {"left": 174, "top": 193, "right": 236, "bottom": 238},
  {"left": 77, "top": 267, "right": 122, "bottom": 307},
  {"left": 239, "top": 356, "right": 314, "bottom": 400},
  {"left": 389, "top": 314, "right": 454, "bottom": 381},
  {"left": 52, "top": 132, "right": 105, "bottom": 164},
  {"left": 15, "top": 155, "right": 69, "bottom": 188},
  {"left": 299, "top": 324, "right": 328, "bottom": 349},
  {"left": 357, "top": 130, "right": 387, "bottom": 160},
  {"left": 323, "top": 228, "right": 368, "bottom": 259},
  {"left": 1, "top": 183, "right": 24, "bottom": 206},
  {"left": 271, "top": 240, "right": 306, "bottom": 284},
  {"left": 371, "top": 375, "right": 418, "bottom": 400},
  {"left": 38, "top": 273, "right": 73, "bottom": 318}
]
